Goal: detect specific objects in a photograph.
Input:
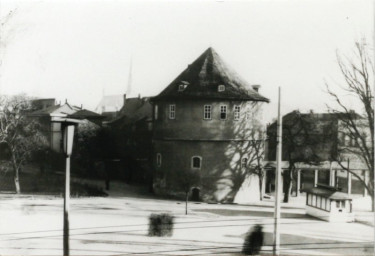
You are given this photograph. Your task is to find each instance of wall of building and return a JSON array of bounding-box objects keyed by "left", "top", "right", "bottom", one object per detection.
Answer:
[
  {"left": 152, "top": 99, "right": 266, "bottom": 202},
  {"left": 153, "top": 100, "right": 263, "bottom": 141},
  {"left": 153, "top": 139, "right": 260, "bottom": 202}
]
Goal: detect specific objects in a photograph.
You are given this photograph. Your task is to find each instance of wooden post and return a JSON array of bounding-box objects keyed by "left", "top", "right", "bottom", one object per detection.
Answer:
[
  {"left": 314, "top": 170, "right": 318, "bottom": 187},
  {"left": 363, "top": 170, "right": 368, "bottom": 197},
  {"left": 261, "top": 169, "right": 266, "bottom": 199},
  {"left": 296, "top": 169, "right": 301, "bottom": 197},
  {"left": 329, "top": 162, "right": 335, "bottom": 186},
  {"left": 347, "top": 159, "right": 351, "bottom": 195}
]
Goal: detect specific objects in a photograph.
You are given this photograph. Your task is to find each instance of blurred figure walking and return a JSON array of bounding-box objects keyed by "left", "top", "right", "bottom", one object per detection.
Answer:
[{"left": 242, "top": 224, "right": 264, "bottom": 255}]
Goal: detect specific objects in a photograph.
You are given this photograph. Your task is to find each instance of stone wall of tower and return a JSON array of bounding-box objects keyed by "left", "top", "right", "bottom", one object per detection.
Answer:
[
  {"left": 153, "top": 140, "right": 261, "bottom": 202},
  {"left": 153, "top": 100, "right": 263, "bottom": 140},
  {"left": 152, "top": 99, "right": 265, "bottom": 202}
]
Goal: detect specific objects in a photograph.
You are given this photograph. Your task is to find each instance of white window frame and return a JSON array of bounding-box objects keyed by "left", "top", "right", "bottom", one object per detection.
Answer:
[
  {"left": 204, "top": 105, "right": 212, "bottom": 120},
  {"left": 234, "top": 105, "right": 241, "bottom": 120},
  {"left": 156, "top": 153, "right": 162, "bottom": 167},
  {"left": 218, "top": 85, "right": 225, "bottom": 92},
  {"left": 191, "top": 156, "right": 202, "bottom": 169},
  {"left": 220, "top": 105, "right": 227, "bottom": 120},
  {"left": 169, "top": 104, "right": 175, "bottom": 119}
]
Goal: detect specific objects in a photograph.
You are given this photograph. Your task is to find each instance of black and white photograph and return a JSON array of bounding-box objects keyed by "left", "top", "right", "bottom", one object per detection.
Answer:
[{"left": 0, "top": 0, "right": 374, "bottom": 255}]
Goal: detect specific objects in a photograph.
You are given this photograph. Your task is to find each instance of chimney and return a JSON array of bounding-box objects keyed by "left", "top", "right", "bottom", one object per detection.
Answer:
[
  {"left": 123, "top": 94, "right": 127, "bottom": 104},
  {"left": 138, "top": 93, "right": 141, "bottom": 99},
  {"left": 252, "top": 85, "right": 261, "bottom": 92},
  {"left": 80, "top": 104, "right": 83, "bottom": 109}
]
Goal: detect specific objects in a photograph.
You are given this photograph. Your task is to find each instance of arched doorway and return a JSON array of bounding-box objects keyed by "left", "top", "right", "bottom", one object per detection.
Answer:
[{"left": 191, "top": 187, "right": 200, "bottom": 201}]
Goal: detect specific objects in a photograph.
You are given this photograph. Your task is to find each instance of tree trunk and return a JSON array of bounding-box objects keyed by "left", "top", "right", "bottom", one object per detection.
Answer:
[
  {"left": 185, "top": 191, "right": 188, "bottom": 215},
  {"left": 283, "top": 168, "right": 294, "bottom": 203},
  {"left": 14, "top": 168, "right": 21, "bottom": 194},
  {"left": 11, "top": 152, "right": 21, "bottom": 194}
]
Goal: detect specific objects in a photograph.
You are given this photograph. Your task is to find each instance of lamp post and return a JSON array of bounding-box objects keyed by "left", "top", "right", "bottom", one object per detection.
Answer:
[
  {"left": 273, "top": 87, "right": 282, "bottom": 256},
  {"left": 51, "top": 117, "right": 82, "bottom": 256}
]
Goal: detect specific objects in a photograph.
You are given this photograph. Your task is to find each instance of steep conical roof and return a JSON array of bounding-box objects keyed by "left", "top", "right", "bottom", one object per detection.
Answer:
[{"left": 153, "top": 47, "right": 269, "bottom": 102}]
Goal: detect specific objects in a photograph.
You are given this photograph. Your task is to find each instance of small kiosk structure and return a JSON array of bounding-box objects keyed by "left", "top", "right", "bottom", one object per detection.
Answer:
[{"left": 303, "top": 185, "right": 354, "bottom": 222}]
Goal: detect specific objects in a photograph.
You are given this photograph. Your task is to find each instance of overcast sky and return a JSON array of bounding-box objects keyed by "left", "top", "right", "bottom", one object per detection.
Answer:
[{"left": 0, "top": 0, "right": 373, "bottom": 122}]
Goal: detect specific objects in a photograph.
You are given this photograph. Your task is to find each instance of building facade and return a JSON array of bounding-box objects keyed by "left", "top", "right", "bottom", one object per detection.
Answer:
[
  {"left": 265, "top": 111, "right": 370, "bottom": 197},
  {"left": 29, "top": 100, "right": 104, "bottom": 153},
  {"left": 152, "top": 48, "right": 269, "bottom": 202}
]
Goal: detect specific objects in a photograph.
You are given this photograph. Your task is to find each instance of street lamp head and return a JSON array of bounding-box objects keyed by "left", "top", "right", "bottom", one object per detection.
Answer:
[
  {"left": 63, "top": 125, "right": 75, "bottom": 157},
  {"left": 51, "top": 117, "right": 83, "bottom": 157}
]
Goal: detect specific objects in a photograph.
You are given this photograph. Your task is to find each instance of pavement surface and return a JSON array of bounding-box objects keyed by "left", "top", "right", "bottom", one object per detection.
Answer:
[{"left": 0, "top": 189, "right": 373, "bottom": 256}]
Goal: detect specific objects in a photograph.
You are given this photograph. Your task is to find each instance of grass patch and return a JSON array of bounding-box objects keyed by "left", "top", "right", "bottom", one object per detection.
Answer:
[{"left": 0, "top": 170, "right": 107, "bottom": 197}]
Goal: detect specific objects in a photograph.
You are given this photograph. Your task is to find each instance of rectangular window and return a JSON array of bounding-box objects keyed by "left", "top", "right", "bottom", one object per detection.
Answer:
[
  {"left": 322, "top": 197, "right": 326, "bottom": 210},
  {"left": 312, "top": 195, "right": 316, "bottom": 207},
  {"left": 204, "top": 105, "right": 212, "bottom": 120},
  {"left": 336, "top": 201, "right": 340, "bottom": 209},
  {"left": 234, "top": 105, "right": 241, "bottom": 120},
  {"left": 326, "top": 199, "right": 331, "bottom": 211},
  {"left": 317, "top": 196, "right": 321, "bottom": 209},
  {"left": 220, "top": 105, "right": 227, "bottom": 120},
  {"left": 169, "top": 104, "right": 175, "bottom": 119},
  {"left": 154, "top": 105, "right": 159, "bottom": 120},
  {"left": 156, "top": 153, "right": 162, "bottom": 167}
]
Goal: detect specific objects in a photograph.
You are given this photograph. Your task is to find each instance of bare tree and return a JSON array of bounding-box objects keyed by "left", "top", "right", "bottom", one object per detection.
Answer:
[
  {"left": 0, "top": 94, "right": 47, "bottom": 193},
  {"left": 267, "top": 111, "right": 331, "bottom": 203},
  {"left": 246, "top": 124, "right": 266, "bottom": 201},
  {"left": 174, "top": 168, "right": 200, "bottom": 215},
  {"left": 326, "top": 39, "right": 374, "bottom": 211}
]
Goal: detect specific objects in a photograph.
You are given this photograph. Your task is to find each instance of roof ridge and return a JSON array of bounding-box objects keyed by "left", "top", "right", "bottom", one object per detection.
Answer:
[{"left": 153, "top": 47, "right": 269, "bottom": 102}]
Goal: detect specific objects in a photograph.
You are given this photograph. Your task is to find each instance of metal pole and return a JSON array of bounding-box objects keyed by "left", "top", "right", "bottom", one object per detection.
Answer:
[
  {"left": 64, "top": 156, "right": 70, "bottom": 256},
  {"left": 373, "top": 2, "right": 375, "bottom": 251},
  {"left": 273, "top": 87, "right": 282, "bottom": 256}
]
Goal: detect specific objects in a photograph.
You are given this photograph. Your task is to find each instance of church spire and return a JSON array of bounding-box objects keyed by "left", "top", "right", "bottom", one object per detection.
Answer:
[{"left": 126, "top": 57, "right": 133, "bottom": 96}]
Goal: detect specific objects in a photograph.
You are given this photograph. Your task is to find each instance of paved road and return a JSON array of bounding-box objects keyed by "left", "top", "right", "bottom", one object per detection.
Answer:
[{"left": 0, "top": 194, "right": 373, "bottom": 255}]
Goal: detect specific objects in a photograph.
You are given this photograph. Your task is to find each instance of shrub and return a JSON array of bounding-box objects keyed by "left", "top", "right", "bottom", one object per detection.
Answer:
[{"left": 148, "top": 213, "right": 174, "bottom": 237}]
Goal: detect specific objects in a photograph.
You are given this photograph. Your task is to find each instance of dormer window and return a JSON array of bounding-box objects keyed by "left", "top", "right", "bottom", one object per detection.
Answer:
[
  {"left": 178, "top": 81, "right": 189, "bottom": 92},
  {"left": 218, "top": 85, "right": 225, "bottom": 92}
]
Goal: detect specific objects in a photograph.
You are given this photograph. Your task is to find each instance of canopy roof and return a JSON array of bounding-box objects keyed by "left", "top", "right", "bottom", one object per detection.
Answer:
[
  {"left": 153, "top": 47, "right": 269, "bottom": 102},
  {"left": 302, "top": 186, "right": 353, "bottom": 200}
]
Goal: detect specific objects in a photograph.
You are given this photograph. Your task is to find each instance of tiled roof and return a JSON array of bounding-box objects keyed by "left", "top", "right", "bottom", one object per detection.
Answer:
[
  {"left": 153, "top": 47, "right": 269, "bottom": 102},
  {"left": 110, "top": 97, "right": 152, "bottom": 128},
  {"left": 69, "top": 109, "right": 104, "bottom": 119},
  {"left": 29, "top": 104, "right": 61, "bottom": 116}
]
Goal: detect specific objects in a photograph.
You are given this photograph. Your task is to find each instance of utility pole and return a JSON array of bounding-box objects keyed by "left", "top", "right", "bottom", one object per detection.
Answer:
[
  {"left": 373, "top": 1, "right": 375, "bottom": 252},
  {"left": 273, "top": 87, "right": 282, "bottom": 256}
]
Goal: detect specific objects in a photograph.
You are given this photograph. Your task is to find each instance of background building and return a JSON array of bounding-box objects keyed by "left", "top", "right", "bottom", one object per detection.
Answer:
[{"left": 265, "top": 110, "right": 370, "bottom": 198}]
